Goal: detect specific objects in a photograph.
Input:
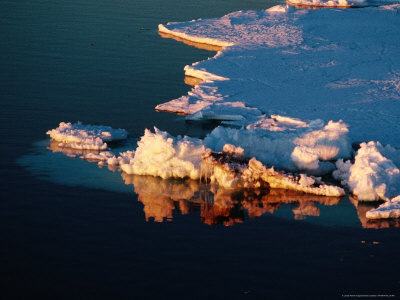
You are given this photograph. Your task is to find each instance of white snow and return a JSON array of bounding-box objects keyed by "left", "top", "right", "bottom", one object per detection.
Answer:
[
  {"left": 204, "top": 119, "right": 351, "bottom": 174},
  {"left": 366, "top": 196, "right": 400, "bottom": 219},
  {"left": 120, "top": 127, "right": 206, "bottom": 180},
  {"left": 287, "top": 0, "right": 399, "bottom": 8},
  {"left": 157, "top": 5, "right": 400, "bottom": 147},
  {"left": 156, "top": 3, "right": 400, "bottom": 208},
  {"left": 47, "top": 122, "right": 128, "bottom": 150},
  {"left": 334, "top": 141, "right": 400, "bottom": 201},
  {"left": 286, "top": 0, "right": 363, "bottom": 8}
]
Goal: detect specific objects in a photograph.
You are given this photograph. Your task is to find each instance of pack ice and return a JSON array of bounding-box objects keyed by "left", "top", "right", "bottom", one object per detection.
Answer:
[
  {"left": 156, "top": 3, "right": 400, "bottom": 216},
  {"left": 45, "top": 4, "right": 400, "bottom": 219}
]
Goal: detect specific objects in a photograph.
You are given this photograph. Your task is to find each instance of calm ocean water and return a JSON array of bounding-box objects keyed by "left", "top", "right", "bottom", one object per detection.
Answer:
[{"left": 1, "top": 0, "right": 400, "bottom": 298}]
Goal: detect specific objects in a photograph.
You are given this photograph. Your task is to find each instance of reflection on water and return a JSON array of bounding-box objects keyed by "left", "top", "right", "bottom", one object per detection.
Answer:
[
  {"left": 123, "top": 174, "right": 203, "bottom": 222},
  {"left": 47, "top": 140, "right": 120, "bottom": 172},
  {"left": 122, "top": 173, "right": 347, "bottom": 226},
  {"left": 21, "top": 141, "right": 400, "bottom": 228},
  {"left": 47, "top": 140, "right": 97, "bottom": 157}
]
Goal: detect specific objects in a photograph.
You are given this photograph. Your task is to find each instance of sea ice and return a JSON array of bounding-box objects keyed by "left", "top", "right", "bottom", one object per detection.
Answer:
[
  {"left": 334, "top": 141, "right": 400, "bottom": 201},
  {"left": 120, "top": 127, "right": 206, "bottom": 180},
  {"left": 44, "top": 4, "right": 400, "bottom": 210},
  {"left": 201, "top": 144, "right": 344, "bottom": 196},
  {"left": 204, "top": 119, "right": 351, "bottom": 174},
  {"left": 158, "top": 4, "right": 400, "bottom": 147},
  {"left": 366, "top": 196, "right": 400, "bottom": 219},
  {"left": 287, "top": 0, "right": 399, "bottom": 8},
  {"left": 47, "top": 121, "right": 128, "bottom": 150}
]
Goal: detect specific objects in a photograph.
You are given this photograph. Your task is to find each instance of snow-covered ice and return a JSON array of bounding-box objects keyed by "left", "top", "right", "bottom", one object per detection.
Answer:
[
  {"left": 205, "top": 119, "right": 351, "bottom": 174},
  {"left": 287, "top": 0, "right": 399, "bottom": 8},
  {"left": 47, "top": 121, "right": 128, "bottom": 150},
  {"left": 334, "top": 142, "right": 400, "bottom": 201},
  {"left": 157, "top": 4, "right": 400, "bottom": 211},
  {"left": 157, "top": 4, "right": 400, "bottom": 147},
  {"left": 201, "top": 144, "right": 344, "bottom": 196},
  {"left": 120, "top": 127, "right": 206, "bottom": 180},
  {"left": 366, "top": 196, "right": 400, "bottom": 219}
]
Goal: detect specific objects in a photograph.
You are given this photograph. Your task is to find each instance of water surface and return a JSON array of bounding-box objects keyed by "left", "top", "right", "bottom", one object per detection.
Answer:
[{"left": 2, "top": 0, "right": 400, "bottom": 298}]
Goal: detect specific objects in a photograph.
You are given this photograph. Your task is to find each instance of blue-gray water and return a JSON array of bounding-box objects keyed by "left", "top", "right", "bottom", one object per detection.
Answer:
[{"left": 1, "top": 0, "right": 400, "bottom": 298}]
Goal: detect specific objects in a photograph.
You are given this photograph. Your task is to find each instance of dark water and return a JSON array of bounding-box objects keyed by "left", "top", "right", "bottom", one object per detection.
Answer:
[{"left": 1, "top": 0, "right": 400, "bottom": 298}]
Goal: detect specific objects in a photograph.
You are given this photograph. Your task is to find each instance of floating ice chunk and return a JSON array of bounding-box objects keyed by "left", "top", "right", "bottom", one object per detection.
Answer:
[
  {"left": 366, "top": 196, "right": 400, "bottom": 219},
  {"left": 337, "top": 141, "right": 400, "bottom": 201},
  {"left": 201, "top": 146, "right": 344, "bottom": 196},
  {"left": 120, "top": 127, "right": 206, "bottom": 180},
  {"left": 158, "top": 24, "right": 234, "bottom": 48},
  {"left": 47, "top": 122, "right": 128, "bottom": 150},
  {"left": 205, "top": 119, "right": 350, "bottom": 174},
  {"left": 184, "top": 63, "right": 229, "bottom": 83}
]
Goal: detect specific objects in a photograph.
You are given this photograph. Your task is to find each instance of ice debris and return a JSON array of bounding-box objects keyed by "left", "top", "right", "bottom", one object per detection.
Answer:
[
  {"left": 201, "top": 144, "right": 345, "bottom": 196},
  {"left": 366, "top": 196, "right": 400, "bottom": 219},
  {"left": 46, "top": 122, "right": 128, "bottom": 150},
  {"left": 334, "top": 141, "right": 400, "bottom": 201}
]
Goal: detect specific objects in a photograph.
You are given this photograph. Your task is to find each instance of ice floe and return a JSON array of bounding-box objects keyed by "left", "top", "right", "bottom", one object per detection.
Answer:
[
  {"left": 47, "top": 121, "right": 128, "bottom": 150},
  {"left": 366, "top": 196, "right": 400, "bottom": 220},
  {"left": 334, "top": 141, "right": 400, "bottom": 201},
  {"left": 158, "top": 4, "right": 400, "bottom": 147}
]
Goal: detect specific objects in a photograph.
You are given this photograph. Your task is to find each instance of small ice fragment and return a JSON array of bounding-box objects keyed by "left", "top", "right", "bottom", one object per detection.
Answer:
[
  {"left": 366, "top": 195, "right": 400, "bottom": 219},
  {"left": 46, "top": 121, "right": 128, "bottom": 150}
]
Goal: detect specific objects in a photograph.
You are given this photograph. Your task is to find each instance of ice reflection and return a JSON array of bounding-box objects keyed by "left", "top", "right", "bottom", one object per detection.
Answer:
[
  {"left": 122, "top": 174, "right": 344, "bottom": 226},
  {"left": 47, "top": 140, "right": 120, "bottom": 172},
  {"left": 47, "top": 140, "right": 96, "bottom": 158},
  {"left": 122, "top": 174, "right": 204, "bottom": 222},
  {"left": 350, "top": 197, "right": 400, "bottom": 229},
  {"left": 42, "top": 143, "right": 400, "bottom": 228}
]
